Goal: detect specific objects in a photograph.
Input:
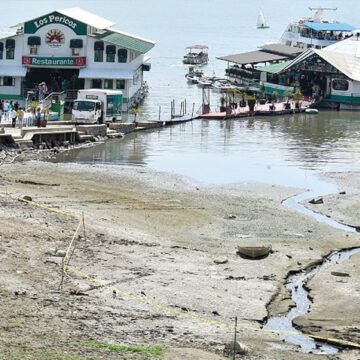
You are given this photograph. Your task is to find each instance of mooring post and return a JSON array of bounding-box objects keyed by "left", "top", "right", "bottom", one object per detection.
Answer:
[
  {"left": 233, "top": 316, "right": 237, "bottom": 360},
  {"left": 192, "top": 103, "right": 195, "bottom": 118},
  {"left": 171, "top": 99, "right": 175, "bottom": 119},
  {"left": 158, "top": 105, "right": 161, "bottom": 121}
]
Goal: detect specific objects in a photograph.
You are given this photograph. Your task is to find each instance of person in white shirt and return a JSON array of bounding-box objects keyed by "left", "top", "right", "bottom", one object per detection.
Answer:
[{"left": 11, "top": 108, "right": 17, "bottom": 128}]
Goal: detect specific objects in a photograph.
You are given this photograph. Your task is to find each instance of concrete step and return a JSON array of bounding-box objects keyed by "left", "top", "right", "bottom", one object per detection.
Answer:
[
  {"left": 15, "top": 139, "right": 33, "bottom": 148},
  {"left": 79, "top": 134, "right": 95, "bottom": 142},
  {"left": 107, "top": 132, "right": 124, "bottom": 139}
]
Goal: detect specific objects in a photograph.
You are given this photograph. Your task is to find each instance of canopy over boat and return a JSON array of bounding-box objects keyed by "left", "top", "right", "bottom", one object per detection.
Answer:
[
  {"left": 303, "top": 22, "right": 356, "bottom": 32},
  {"left": 186, "top": 45, "right": 208, "bottom": 50}
]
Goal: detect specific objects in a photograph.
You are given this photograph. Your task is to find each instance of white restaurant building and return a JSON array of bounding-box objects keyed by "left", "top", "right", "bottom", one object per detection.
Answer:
[{"left": 0, "top": 8, "right": 155, "bottom": 110}]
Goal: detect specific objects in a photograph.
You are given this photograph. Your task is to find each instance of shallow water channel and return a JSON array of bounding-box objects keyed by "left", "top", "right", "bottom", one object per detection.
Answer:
[
  {"left": 263, "top": 194, "right": 360, "bottom": 354},
  {"left": 264, "top": 246, "right": 360, "bottom": 354}
]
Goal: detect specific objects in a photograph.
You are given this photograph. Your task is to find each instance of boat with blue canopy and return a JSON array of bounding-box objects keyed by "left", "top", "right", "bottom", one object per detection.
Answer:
[{"left": 280, "top": 7, "right": 356, "bottom": 49}]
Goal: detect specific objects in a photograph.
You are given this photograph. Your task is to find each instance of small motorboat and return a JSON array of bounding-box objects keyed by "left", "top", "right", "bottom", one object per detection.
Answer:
[
  {"left": 185, "top": 67, "right": 204, "bottom": 84},
  {"left": 213, "top": 81, "right": 238, "bottom": 93},
  {"left": 237, "top": 245, "right": 272, "bottom": 259},
  {"left": 197, "top": 77, "right": 213, "bottom": 88},
  {"left": 305, "top": 108, "right": 319, "bottom": 114}
]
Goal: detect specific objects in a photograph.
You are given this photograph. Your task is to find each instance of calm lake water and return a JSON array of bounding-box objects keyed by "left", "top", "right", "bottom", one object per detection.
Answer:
[{"left": 5, "top": 1, "right": 360, "bottom": 187}]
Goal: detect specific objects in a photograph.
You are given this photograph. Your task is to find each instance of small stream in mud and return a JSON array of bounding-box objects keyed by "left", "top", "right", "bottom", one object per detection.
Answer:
[{"left": 263, "top": 191, "right": 360, "bottom": 354}]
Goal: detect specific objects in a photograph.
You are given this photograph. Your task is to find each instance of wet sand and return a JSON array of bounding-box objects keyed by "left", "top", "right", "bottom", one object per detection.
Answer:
[{"left": 0, "top": 160, "right": 359, "bottom": 359}]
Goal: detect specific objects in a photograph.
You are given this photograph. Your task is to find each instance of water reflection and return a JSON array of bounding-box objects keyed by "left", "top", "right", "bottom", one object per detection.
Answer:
[{"left": 53, "top": 111, "right": 360, "bottom": 187}]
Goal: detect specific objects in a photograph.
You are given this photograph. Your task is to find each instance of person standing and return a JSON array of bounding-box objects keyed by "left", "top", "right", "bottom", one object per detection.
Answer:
[
  {"left": 39, "top": 84, "right": 44, "bottom": 102},
  {"left": 17, "top": 107, "right": 24, "bottom": 129},
  {"left": 11, "top": 108, "right": 17, "bottom": 128},
  {"left": 61, "top": 79, "right": 67, "bottom": 91},
  {"left": 4, "top": 101, "right": 9, "bottom": 114},
  {"left": 36, "top": 107, "right": 42, "bottom": 128}
]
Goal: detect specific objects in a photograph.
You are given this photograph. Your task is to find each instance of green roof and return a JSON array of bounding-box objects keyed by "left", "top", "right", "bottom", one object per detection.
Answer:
[
  {"left": 95, "top": 30, "right": 155, "bottom": 54},
  {"left": 256, "top": 60, "right": 293, "bottom": 74}
]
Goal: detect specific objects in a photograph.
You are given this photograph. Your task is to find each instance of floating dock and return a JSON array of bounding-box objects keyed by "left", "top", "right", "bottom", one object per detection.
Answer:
[{"left": 200, "top": 100, "right": 312, "bottom": 120}]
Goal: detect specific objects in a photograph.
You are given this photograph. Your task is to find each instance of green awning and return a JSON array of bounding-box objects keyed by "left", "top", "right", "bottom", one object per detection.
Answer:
[
  {"left": 5, "top": 39, "right": 15, "bottom": 49},
  {"left": 256, "top": 60, "right": 293, "bottom": 74},
  {"left": 94, "top": 41, "right": 104, "bottom": 50},
  {"left": 27, "top": 36, "right": 41, "bottom": 46},
  {"left": 106, "top": 45, "right": 116, "bottom": 54},
  {"left": 142, "top": 62, "right": 151, "bottom": 71},
  {"left": 70, "top": 39, "right": 83, "bottom": 48},
  {"left": 95, "top": 30, "right": 155, "bottom": 54}
]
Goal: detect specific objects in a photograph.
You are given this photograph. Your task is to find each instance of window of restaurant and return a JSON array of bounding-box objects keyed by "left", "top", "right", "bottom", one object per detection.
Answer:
[
  {"left": 104, "top": 79, "right": 113, "bottom": 89},
  {"left": 28, "top": 36, "right": 40, "bottom": 55},
  {"left": 332, "top": 79, "right": 349, "bottom": 91},
  {"left": 0, "top": 42, "right": 3, "bottom": 59},
  {"left": 118, "top": 49, "right": 127, "bottom": 63},
  {"left": 94, "top": 41, "right": 104, "bottom": 62},
  {"left": 116, "top": 79, "right": 125, "bottom": 90},
  {"left": 6, "top": 39, "right": 15, "bottom": 60},
  {"left": 70, "top": 39, "right": 83, "bottom": 56},
  {"left": 91, "top": 79, "right": 102, "bottom": 88},
  {"left": 106, "top": 45, "right": 116, "bottom": 62},
  {"left": 2, "top": 76, "right": 15, "bottom": 86}
]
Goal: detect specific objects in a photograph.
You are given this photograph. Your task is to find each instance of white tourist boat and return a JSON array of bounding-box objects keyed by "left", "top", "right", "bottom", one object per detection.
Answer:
[
  {"left": 257, "top": 9, "right": 269, "bottom": 29},
  {"left": 212, "top": 80, "right": 238, "bottom": 93},
  {"left": 183, "top": 45, "right": 209, "bottom": 65},
  {"left": 279, "top": 7, "right": 356, "bottom": 49}
]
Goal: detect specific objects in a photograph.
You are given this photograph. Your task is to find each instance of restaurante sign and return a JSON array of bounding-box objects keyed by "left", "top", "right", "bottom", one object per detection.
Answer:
[{"left": 22, "top": 56, "right": 86, "bottom": 67}]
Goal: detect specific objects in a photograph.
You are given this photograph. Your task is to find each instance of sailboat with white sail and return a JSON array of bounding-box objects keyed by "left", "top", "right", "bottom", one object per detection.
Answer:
[{"left": 257, "top": 9, "right": 269, "bottom": 29}]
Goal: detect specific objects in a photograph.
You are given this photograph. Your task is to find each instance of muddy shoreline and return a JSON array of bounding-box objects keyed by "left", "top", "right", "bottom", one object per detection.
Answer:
[{"left": 1, "top": 156, "right": 360, "bottom": 359}]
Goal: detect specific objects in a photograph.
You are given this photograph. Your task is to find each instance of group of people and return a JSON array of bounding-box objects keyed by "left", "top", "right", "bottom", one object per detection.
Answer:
[
  {"left": 37, "top": 73, "right": 67, "bottom": 102},
  {"left": 0, "top": 100, "right": 22, "bottom": 127}
]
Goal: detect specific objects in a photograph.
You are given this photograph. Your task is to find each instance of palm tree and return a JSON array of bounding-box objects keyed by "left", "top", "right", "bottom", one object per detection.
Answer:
[
  {"left": 293, "top": 89, "right": 303, "bottom": 109},
  {"left": 130, "top": 107, "right": 139, "bottom": 123},
  {"left": 227, "top": 87, "right": 240, "bottom": 105}
]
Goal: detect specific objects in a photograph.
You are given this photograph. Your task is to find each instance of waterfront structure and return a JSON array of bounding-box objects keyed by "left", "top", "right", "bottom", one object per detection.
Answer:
[
  {"left": 279, "top": 7, "right": 355, "bottom": 49},
  {"left": 280, "top": 35, "right": 360, "bottom": 109},
  {"left": 217, "top": 44, "right": 302, "bottom": 94},
  {"left": 0, "top": 8, "right": 155, "bottom": 111}
]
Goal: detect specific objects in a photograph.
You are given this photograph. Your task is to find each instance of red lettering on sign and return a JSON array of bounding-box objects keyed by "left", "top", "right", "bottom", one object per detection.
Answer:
[{"left": 22, "top": 56, "right": 32, "bottom": 65}]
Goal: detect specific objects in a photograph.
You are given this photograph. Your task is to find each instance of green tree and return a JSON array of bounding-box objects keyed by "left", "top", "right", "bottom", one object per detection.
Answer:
[{"left": 130, "top": 107, "right": 139, "bottom": 123}]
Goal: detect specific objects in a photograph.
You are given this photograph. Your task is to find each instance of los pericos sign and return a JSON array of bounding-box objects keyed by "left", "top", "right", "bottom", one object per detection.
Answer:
[{"left": 24, "top": 11, "right": 87, "bottom": 35}]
